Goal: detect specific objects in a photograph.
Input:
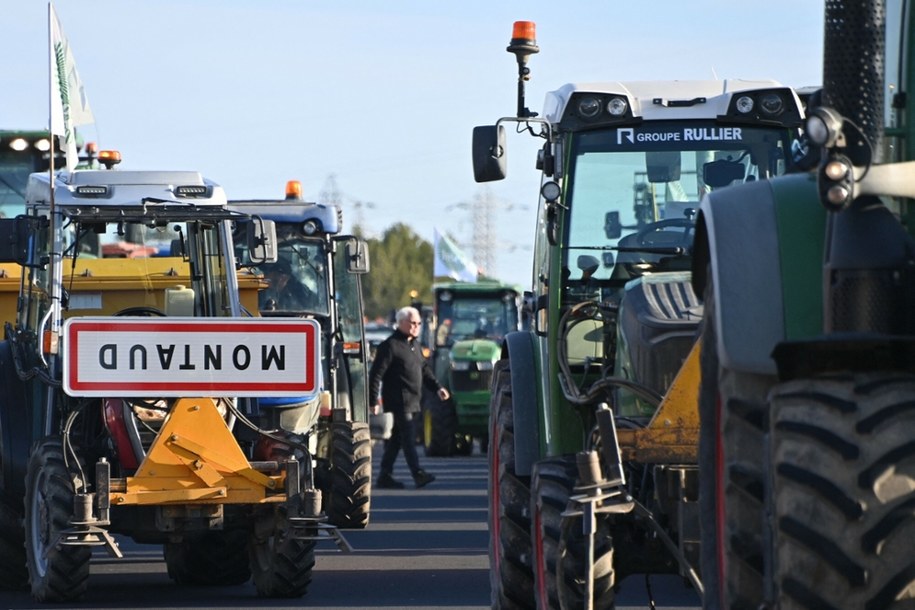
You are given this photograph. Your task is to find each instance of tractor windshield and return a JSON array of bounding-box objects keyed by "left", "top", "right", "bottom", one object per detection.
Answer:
[
  {"left": 435, "top": 293, "right": 520, "bottom": 345},
  {"left": 257, "top": 238, "right": 329, "bottom": 316},
  {"left": 19, "top": 215, "right": 237, "bottom": 333},
  {"left": 562, "top": 121, "right": 792, "bottom": 290}
]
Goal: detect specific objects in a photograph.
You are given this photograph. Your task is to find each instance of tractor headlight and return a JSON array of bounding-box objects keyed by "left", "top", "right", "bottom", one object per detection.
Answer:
[
  {"left": 451, "top": 361, "right": 471, "bottom": 371},
  {"left": 577, "top": 96, "right": 602, "bottom": 119},
  {"left": 735, "top": 95, "right": 755, "bottom": 114},
  {"left": 606, "top": 96, "right": 628, "bottom": 116},
  {"left": 759, "top": 92, "right": 785, "bottom": 116},
  {"left": 477, "top": 361, "right": 495, "bottom": 371}
]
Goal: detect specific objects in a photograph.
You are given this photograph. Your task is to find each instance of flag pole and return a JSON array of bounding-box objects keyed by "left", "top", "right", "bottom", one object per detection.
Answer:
[
  {"left": 47, "top": 2, "right": 55, "bottom": 211},
  {"left": 47, "top": 1, "right": 63, "bottom": 364}
]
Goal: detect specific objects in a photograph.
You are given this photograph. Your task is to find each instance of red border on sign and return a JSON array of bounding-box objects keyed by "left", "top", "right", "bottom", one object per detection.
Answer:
[{"left": 66, "top": 320, "right": 317, "bottom": 394}]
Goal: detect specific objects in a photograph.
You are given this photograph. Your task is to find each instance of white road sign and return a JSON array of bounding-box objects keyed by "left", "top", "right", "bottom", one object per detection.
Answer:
[{"left": 63, "top": 317, "right": 319, "bottom": 398}]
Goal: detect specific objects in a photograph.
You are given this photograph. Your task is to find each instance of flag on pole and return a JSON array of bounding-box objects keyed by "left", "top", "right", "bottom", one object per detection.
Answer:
[
  {"left": 433, "top": 228, "right": 478, "bottom": 282},
  {"left": 50, "top": 2, "right": 94, "bottom": 172}
]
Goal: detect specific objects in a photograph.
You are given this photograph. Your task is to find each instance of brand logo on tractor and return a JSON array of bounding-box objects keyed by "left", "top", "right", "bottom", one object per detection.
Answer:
[{"left": 616, "top": 127, "right": 744, "bottom": 145}]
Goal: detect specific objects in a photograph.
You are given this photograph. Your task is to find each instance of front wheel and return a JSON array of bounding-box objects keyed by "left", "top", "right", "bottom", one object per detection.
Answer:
[
  {"left": 489, "top": 360, "right": 534, "bottom": 608},
  {"left": 556, "top": 508, "right": 615, "bottom": 610},
  {"left": 530, "top": 456, "right": 577, "bottom": 610},
  {"left": 248, "top": 510, "right": 316, "bottom": 598},
  {"left": 698, "top": 266, "right": 773, "bottom": 609},
  {"left": 24, "top": 438, "right": 91, "bottom": 602},
  {"left": 768, "top": 372, "right": 915, "bottom": 609}
]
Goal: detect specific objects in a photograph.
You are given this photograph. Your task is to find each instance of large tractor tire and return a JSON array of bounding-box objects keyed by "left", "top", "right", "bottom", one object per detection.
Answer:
[
  {"left": 423, "top": 398, "right": 457, "bottom": 457},
  {"left": 488, "top": 360, "right": 534, "bottom": 608},
  {"left": 164, "top": 529, "right": 251, "bottom": 586},
  {"left": 767, "top": 372, "right": 915, "bottom": 609},
  {"left": 248, "top": 513, "right": 316, "bottom": 598},
  {"left": 556, "top": 509, "right": 615, "bottom": 610},
  {"left": 530, "top": 456, "right": 577, "bottom": 610},
  {"left": 24, "top": 438, "right": 91, "bottom": 602},
  {"left": 0, "top": 500, "right": 27, "bottom": 590},
  {"left": 325, "top": 421, "right": 372, "bottom": 529},
  {"left": 698, "top": 269, "right": 775, "bottom": 610}
]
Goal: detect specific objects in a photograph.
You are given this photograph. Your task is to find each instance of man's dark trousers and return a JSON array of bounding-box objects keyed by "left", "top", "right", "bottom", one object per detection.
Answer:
[{"left": 379, "top": 410, "right": 421, "bottom": 477}]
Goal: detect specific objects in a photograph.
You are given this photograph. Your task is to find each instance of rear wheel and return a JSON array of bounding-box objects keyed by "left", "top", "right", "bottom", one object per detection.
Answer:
[
  {"left": 325, "top": 421, "right": 372, "bottom": 529},
  {"left": 423, "top": 399, "right": 457, "bottom": 457},
  {"left": 164, "top": 529, "right": 251, "bottom": 586},
  {"left": 530, "top": 456, "right": 577, "bottom": 610},
  {"left": 698, "top": 269, "right": 774, "bottom": 609},
  {"left": 489, "top": 360, "right": 534, "bottom": 608},
  {"left": 24, "top": 438, "right": 91, "bottom": 602},
  {"left": 768, "top": 372, "right": 915, "bottom": 609}
]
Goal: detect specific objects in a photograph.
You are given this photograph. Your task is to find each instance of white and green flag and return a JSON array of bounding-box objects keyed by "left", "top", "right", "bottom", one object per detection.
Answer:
[
  {"left": 434, "top": 228, "right": 478, "bottom": 282},
  {"left": 49, "top": 2, "right": 94, "bottom": 172}
]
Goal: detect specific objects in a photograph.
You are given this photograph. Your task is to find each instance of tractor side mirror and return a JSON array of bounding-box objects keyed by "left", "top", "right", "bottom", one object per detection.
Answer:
[
  {"left": 345, "top": 238, "right": 370, "bottom": 274},
  {"left": 246, "top": 217, "right": 277, "bottom": 264},
  {"left": 472, "top": 124, "right": 508, "bottom": 182},
  {"left": 0, "top": 218, "right": 31, "bottom": 265}
]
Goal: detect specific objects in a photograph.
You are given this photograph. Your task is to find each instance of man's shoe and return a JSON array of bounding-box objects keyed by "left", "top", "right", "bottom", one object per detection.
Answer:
[
  {"left": 413, "top": 470, "right": 436, "bottom": 489},
  {"left": 376, "top": 473, "right": 405, "bottom": 489}
]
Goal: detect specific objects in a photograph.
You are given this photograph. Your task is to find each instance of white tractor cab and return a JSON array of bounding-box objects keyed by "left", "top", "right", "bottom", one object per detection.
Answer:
[{"left": 229, "top": 181, "right": 373, "bottom": 531}]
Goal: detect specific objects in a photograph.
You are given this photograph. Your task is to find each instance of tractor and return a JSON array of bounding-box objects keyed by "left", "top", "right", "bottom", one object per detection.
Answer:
[
  {"left": 0, "top": 155, "right": 338, "bottom": 602},
  {"left": 420, "top": 279, "right": 523, "bottom": 456},
  {"left": 472, "top": 21, "right": 807, "bottom": 608},
  {"left": 694, "top": 1, "right": 915, "bottom": 607},
  {"left": 229, "top": 180, "right": 373, "bottom": 530}
]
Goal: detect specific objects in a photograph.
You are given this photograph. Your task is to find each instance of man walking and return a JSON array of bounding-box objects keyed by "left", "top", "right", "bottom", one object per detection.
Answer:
[{"left": 369, "top": 306, "right": 449, "bottom": 489}]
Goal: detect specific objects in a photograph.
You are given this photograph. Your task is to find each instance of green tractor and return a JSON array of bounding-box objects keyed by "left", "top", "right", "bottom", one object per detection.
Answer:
[
  {"left": 695, "top": 2, "right": 915, "bottom": 608},
  {"left": 421, "top": 280, "right": 523, "bottom": 456},
  {"left": 472, "top": 20, "right": 807, "bottom": 609}
]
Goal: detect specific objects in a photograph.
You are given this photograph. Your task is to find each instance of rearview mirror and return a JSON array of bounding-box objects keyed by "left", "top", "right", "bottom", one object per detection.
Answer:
[
  {"left": 703, "top": 159, "right": 746, "bottom": 188},
  {"left": 0, "top": 217, "right": 31, "bottom": 265},
  {"left": 472, "top": 125, "right": 507, "bottom": 182},
  {"left": 345, "top": 238, "right": 370, "bottom": 274},
  {"left": 646, "top": 151, "right": 681, "bottom": 182},
  {"left": 604, "top": 211, "right": 622, "bottom": 239},
  {"left": 246, "top": 217, "right": 277, "bottom": 264}
]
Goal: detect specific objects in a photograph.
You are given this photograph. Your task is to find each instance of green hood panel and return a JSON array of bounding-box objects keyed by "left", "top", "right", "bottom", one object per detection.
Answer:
[
  {"left": 771, "top": 173, "right": 826, "bottom": 340},
  {"left": 450, "top": 339, "right": 501, "bottom": 362}
]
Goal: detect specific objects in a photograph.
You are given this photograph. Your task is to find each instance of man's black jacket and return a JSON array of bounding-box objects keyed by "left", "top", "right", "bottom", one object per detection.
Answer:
[{"left": 368, "top": 329, "right": 441, "bottom": 414}]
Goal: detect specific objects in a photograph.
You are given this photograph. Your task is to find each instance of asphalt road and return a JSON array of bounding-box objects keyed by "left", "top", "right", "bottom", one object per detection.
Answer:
[{"left": 0, "top": 441, "right": 701, "bottom": 609}]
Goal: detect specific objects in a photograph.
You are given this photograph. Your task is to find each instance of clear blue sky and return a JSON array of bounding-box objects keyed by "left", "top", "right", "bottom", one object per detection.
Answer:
[{"left": 2, "top": 1, "right": 824, "bottom": 288}]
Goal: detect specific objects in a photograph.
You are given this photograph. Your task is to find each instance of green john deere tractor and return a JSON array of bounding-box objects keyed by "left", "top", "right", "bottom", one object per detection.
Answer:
[{"left": 421, "top": 280, "right": 522, "bottom": 456}]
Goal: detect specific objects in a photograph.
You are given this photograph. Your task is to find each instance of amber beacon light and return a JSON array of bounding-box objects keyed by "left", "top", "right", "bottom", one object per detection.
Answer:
[{"left": 507, "top": 21, "right": 539, "bottom": 118}]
